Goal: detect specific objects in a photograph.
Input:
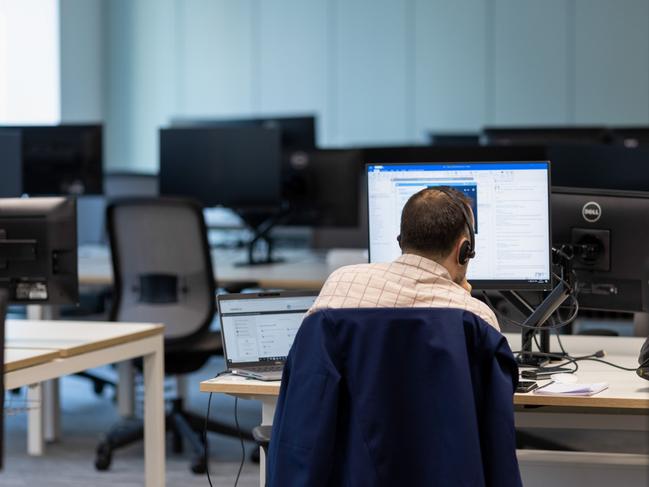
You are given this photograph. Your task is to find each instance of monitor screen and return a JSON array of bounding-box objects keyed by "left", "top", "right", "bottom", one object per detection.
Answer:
[
  {"left": 159, "top": 126, "right": 282, "bottom": 210},
  {"left": 0, "top": 125, "right": 103, "bottom": 196},
  {"left": 219, "top": 293, "right": 317, "bottom": 366},
  {"left": 170, "top": 115, "right": 316, "bottom": 150},
  {"left": 367, "top": 161, "right": 552, "bottom": 290}
]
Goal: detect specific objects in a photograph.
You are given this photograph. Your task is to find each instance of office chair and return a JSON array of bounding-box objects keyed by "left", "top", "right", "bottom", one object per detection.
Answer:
[
  {"left": 94, "top": 197, "right": 252, "bottom": 474},
  {"left": 267, "top": 308, "right": 523, "bottom": 487}
]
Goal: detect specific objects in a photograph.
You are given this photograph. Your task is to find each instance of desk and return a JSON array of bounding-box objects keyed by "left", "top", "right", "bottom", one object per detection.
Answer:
[
  {"left": 5, "top": 348, "right": 61, "bottom": 373},
  {"left": 79, "top": 245, "right": 335, "bottom": 289},
  {"left": 5, "top": 319, "right": 165, "bottom": 487},
  {"left": 200, "top": 333, "right": 649, "bottom": 487}
]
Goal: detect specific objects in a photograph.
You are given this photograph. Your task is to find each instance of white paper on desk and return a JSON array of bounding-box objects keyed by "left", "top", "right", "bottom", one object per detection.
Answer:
[{"left": 534, "top": 382, "right": 609, "bottom": 396}]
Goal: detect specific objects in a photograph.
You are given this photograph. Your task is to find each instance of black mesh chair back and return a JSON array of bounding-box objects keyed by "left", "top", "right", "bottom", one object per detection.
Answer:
[{"left": 106, "top": 197, "right": 215, "bottom": 345}]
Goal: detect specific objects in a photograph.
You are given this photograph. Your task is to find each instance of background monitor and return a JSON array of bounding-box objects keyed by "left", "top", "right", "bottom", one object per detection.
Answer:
[
  {"left": 286, "top": 149, "right": 364, "bottom": 227},
  {"left": 608, "top": 127, "right": 649, "bottom": 148},
  {"left": 159, "top": 126, "right": 282, "bottom": 210},
  {"left": 552, "top": 187, "right": 649, "bottom": 312},
  {"left": 0, "top": 125, "right": 103, "bottom": 196},
  {"left": 170, "top": 114, "right": 316, "bottom": 150},
  {"left": 428, "top": 132, "right": 481, "bottom": 146},
  {"left": 0, "top": 197, "right": 78, "bottom": 304},
  {"left": 483, "top": 126, "right": 610, "bottom": 146},
  {"left": 546, "top": 145, "right": 649, "bottom": 193},
  {"left": 367, "top": 161, "right": 552, "bottom": 290}
]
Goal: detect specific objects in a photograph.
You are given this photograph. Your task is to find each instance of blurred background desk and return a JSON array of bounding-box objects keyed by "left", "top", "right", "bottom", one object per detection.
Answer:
[{"left": 78, "top": 245, "right": 354, "bottom": 290}]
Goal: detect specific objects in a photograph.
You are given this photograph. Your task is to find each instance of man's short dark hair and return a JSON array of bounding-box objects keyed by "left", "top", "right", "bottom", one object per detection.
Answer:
[{"left": 399, "top": 186, "right": 472, "bottom": 258}]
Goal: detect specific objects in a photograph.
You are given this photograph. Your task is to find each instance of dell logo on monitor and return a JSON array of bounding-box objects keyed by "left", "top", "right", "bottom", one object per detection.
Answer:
[{"left": 582, "top": 201, "right": 602, "bottom": 223}]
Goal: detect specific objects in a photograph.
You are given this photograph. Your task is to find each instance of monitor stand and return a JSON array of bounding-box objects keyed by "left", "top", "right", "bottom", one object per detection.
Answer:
[
  {"left": 235, "top": 209, "right": 288, "bottom": 267},
  {"left": 501, "top": 281, "right": 572, "bottom": 367}
]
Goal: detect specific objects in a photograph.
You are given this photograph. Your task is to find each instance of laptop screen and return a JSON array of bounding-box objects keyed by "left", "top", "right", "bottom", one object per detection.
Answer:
[{"left": 219, "top": 292, "right": 317, "bottom": 367}]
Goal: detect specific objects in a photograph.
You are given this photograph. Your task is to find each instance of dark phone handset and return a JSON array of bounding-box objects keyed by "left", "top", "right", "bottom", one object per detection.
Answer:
[{"left": 516, "top": 381, "right": 538, "bottom": 393}]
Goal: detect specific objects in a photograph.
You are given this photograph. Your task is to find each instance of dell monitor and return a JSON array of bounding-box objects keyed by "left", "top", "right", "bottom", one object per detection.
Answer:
[
  {"left": 0, "top": 197, "right": 78, "bottom": 304},
  {"left": 0, "top": 124, "right": 103, "bottom": 196},
  {"left": 552, "top": 187, "right": 649, "bottom": 312},
  {"left": 367, "top": 162, "right": 552, "bottom": 290}
]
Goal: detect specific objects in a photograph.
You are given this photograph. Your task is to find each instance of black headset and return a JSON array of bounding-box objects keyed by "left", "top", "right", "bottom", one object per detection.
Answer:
[{"left": 435, "top": 187, "right": 476, "bottom": 266}]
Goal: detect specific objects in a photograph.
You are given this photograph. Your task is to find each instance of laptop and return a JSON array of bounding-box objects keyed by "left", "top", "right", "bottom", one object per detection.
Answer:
[{"left": 217, "top": 290, "right": 318, "bottom": 381}]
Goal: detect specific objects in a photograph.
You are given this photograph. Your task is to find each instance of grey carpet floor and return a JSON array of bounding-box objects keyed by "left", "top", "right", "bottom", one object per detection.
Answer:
[{"left": 3, "top": 356, "right": 259, "bottom": 486}]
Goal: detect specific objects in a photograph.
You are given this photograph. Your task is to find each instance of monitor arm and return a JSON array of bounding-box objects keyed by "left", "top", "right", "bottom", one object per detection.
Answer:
[{"left": 501, "top": 247, "right": 575, "bottom": 367}]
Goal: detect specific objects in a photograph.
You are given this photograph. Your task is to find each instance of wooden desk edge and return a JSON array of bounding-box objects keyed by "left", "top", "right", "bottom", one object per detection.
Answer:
[
  {"left": 200, "top": 380, "right": 280, "bottom": 396},
  {"left": 57, "top": 324, "right": 164, "bottom": 358},
  {"left": 514, "top": 393, "right": 649, "bottom": 409},
  {"left": 5, "top": 349, "right": 61, "bottom": 373},
  {"left": 199, "top": 381, "right": 649, "bottom": 410}
]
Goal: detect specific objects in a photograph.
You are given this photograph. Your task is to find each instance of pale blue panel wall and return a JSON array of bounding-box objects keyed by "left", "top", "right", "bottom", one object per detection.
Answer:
[
  {"left": 492, "top": 0, "right": 571, "bottom": 125},
  {"left": 414, "top": 0, "right": 487, "bottom": 138},
  {"left": 59, "top": 0, "right": 103, "bottom": 122},
  {"left": 258, "top": 0, "right": 330, "bottom": 144},
  {"left": 333, "top": 0, "right": 411, "bottom": 146},
  {"left": 103, "top": 0, "right": 176, "bottom": 172},
  {"left": 575, "top": 0, "right": 649, "bottom": 124},
  {"left": 175, "top": 0, "right": 256, "bottom": 117},
  {"left": 98, "top": 0, "right": 649, "bottom": 171}
]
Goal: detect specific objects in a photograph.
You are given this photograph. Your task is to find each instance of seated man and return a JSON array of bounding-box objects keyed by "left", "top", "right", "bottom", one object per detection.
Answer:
[{"left": 309, "top": 186, "right": 499, "bottom": 330}]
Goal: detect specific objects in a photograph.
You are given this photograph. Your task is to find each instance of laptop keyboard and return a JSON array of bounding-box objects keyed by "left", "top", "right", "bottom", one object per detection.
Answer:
[{"left": 253, "top": 365, "right": 283, "bottom": 373}]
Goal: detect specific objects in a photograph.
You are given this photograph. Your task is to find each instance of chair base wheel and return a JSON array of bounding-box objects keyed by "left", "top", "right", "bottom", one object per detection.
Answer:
[
  {"left": 95, "top": 444, "right": 112, "bottom": 471},
  {"left": 191, "top": 456, "right": 207, "bottom": 474}
]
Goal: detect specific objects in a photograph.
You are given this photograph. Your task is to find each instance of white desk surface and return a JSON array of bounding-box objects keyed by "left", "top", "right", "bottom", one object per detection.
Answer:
[
  {"left": 200, "top": 333, "right": 649, "bottom": 410},
  {"left": 6, "top": 319, "right": 164, "bottom": 357},
  {"left": 78, "top": 245, "right": 334, "bottom": 289},
  {"left": 5, "top": 347, "right": 61, "bottom": 373}
]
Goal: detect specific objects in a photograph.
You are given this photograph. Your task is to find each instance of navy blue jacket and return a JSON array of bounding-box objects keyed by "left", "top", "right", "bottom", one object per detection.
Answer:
[{"left": 268, "top": 308, "right": 522, "bottom": 487}]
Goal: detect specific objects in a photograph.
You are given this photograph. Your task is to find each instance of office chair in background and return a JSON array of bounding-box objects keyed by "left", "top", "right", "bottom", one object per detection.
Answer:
[{"left": 94, "top": 197, "right": 252, "bottom": 474}]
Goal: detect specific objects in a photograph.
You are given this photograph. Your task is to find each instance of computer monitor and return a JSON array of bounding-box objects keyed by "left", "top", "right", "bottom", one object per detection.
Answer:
[
  {"left": 159, "top": 126, "right": 282, "bottom": 210},
  {"left": 0, "top": 125, "right": 103, "bottom": 196},
  {"left": 169, "top": 114, "right": 316, "bottom": 150},
  {"left": 546, "top": 145, "right": 649, "bottom": 193},
  {"left": 552, "top": 187, "right": 649, "bottom": 312},
  {"left": 286, "top": 149, "right": 364, "bottom": 227},
  {"left": 0, "top": 197, "right": 78, "bottom": 304},
  {"left": 608, "top": 127, "right": 649, "bottom": 148},
  {"left": 428, "top": 132, "right": 481, "bottom": 146},
  {"left": 367, "top": 162, "right": 552, "bottom": 290},
  {"left": 483, "top": 126, "right": 610, "bottom": 146}
]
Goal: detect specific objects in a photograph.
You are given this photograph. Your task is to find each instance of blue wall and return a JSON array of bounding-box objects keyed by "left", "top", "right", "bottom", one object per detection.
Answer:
[{"left": 99, "top": 0, "right": 649, "bottom": 171}]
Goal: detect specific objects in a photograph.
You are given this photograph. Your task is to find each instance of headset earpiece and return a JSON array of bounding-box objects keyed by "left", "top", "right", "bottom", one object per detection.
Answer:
[{"left": 459, "top": 240, "right": 472, "bottom": 266}]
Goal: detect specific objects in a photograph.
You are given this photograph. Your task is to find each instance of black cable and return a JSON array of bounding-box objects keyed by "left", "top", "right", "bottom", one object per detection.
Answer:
[
  {"left": 205, "top": 392, "right": 214, "bottom": 487},
  {"left": 578, "top": 358, "right": 639, "bottom": 372},
  {"left": 204, "top": 370, "right": 231, "bottom": 486},
  {"left": 234, "top": 396, "right": 245, "bottom": 487}
]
